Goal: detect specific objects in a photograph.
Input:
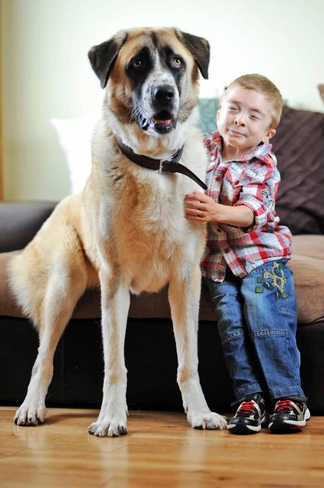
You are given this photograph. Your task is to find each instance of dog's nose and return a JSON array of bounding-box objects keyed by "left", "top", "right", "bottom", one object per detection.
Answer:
[{"left": 152, "top": 85, "right": 175, "bottom": 104}]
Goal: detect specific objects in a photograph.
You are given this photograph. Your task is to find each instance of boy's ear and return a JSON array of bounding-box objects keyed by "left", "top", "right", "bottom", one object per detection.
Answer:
[
  {"left": 216, "top": 108, "right": 221, "bottom": 122},
  {"left": 263, "top": 128, "right": 276, "bottom": 142}
]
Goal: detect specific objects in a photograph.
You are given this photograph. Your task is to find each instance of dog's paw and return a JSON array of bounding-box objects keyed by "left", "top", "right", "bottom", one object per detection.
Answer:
[
  {"left": 14, "top": 402, "right": 46, "bottom": 427},
  {"left": 88, "top": 418, "right": 128, "bottom": 437},
  {"left": 189, "top": 411, "right": 227, "bottom": 430}
]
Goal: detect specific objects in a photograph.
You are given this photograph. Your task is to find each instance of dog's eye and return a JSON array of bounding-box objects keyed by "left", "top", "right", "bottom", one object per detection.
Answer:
[
  {"left": 132, "top": 58, "right": 143, "bottom": 69},
  {"left": 172, "top": 57, "right": 183, "bottom": 68}
]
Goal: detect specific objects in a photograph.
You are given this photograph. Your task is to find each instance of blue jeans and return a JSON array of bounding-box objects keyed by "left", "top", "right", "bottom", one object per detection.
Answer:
[{"left": 203, "top": 260, "right": 307, "bottom": 403}]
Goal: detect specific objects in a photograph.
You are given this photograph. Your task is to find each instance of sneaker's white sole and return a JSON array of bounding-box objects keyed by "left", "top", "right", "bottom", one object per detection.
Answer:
[
  {"left": 268, "top": 408, "right": 311, "bottom": 430},
  {"left": 227, "top": 423, "right": 261, "bottom": 433}
]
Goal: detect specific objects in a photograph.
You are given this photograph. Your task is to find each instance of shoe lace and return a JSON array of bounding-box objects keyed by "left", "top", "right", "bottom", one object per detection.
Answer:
[
  {"left": 237, "top": 400, "right": 256, "bottom": 415},
  {"left": 275, "top": 399, "right": 293, "bottom": 413}
]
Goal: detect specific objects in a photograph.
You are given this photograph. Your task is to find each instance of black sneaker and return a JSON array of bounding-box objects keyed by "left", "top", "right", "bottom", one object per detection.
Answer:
[
  {"left": 227, "top": 394, "right": 267, "bottom": 435},
  {"left": 268, "top": 399, "right": 311, "bottom": 433}
]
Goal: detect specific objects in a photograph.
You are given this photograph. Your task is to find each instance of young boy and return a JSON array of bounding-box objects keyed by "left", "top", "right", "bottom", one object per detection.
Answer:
[{"left": 184, "top": 74, "right": 310, "bottom": 434}]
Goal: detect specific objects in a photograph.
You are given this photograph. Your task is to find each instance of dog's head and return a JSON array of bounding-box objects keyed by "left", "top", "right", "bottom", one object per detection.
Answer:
[{"left": 88, "top": 27, "right": 210, "bottom": 139}]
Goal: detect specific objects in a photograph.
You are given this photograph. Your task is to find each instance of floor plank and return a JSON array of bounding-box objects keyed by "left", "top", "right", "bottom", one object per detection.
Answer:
[{"left": 0, "top": 406, "right": 323, "bottom": 487}]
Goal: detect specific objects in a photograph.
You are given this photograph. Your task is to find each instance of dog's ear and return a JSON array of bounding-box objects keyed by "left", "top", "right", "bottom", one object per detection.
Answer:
[
  {"left": 88, "top": 39, "right": 119, "bottom": 89},
  {"left": 180, "top": 31, "right": 210, "bottom": 80},
  {"left": 88, "top": 33, "right": 127, "bottom": 88}
]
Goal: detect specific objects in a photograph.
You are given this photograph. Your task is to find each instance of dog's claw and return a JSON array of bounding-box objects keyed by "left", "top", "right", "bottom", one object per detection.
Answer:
[{"left": 119, "top": 425, "right": 128, "bottom": 435}]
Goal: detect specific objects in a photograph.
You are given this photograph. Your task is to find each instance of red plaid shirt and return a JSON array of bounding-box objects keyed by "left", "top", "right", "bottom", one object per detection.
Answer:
[{"left": 202, "top": 131, "right": 292, "bottom": 282}]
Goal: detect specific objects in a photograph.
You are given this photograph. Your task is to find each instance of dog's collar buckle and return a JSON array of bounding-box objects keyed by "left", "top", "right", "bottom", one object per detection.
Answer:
[
  {"left": 116, "top": 136, "right": 207, "bottom": 190},
  {"left": 159, "top": 148, "right": 182, "bottom": 174},
  {"left": 158, "top": 159, "right": 164, "bottom": 174}
]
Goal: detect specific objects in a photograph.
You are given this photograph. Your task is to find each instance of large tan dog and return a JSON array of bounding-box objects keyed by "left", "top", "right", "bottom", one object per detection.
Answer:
[{"left": 9, "top": 27, "right": 227, "bottom": 436}]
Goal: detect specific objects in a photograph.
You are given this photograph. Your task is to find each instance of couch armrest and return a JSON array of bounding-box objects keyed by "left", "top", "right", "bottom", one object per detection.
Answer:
[{"left": 0, "top": 201, "right": 57, "bottom": 252}]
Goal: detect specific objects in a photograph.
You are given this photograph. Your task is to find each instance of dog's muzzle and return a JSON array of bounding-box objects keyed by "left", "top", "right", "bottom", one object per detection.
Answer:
[{"left": 135, "top": 84, "right": 178, "bottom": 134}]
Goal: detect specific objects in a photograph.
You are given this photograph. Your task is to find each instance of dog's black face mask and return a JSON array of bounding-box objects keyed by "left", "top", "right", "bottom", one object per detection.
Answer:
[{"left": 125, "top": 45, "right": 186, "bottom": 134}]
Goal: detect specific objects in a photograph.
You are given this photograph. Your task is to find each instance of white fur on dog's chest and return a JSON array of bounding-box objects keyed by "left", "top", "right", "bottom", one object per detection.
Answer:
[{"left": 98, "top": 172, "right": 203, "bottom": 292}]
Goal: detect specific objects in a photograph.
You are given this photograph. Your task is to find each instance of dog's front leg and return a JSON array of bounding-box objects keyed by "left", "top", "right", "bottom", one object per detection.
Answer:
[
  {"left": 168, "top": 272, "right": 227, "bottom": 430},
  {"left": 88, "top": 272, "right": 129, "bottom": 437}
]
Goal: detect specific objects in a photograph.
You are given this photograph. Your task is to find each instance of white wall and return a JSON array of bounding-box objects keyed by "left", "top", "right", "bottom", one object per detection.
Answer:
[{"left": 2, "top": 0, "right": 324, "bottom": 201}]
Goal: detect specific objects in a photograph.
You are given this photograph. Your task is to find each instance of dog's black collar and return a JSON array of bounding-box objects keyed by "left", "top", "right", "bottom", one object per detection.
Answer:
[{"left": 116, "top": 136, "right": 207, "bottom": 190}]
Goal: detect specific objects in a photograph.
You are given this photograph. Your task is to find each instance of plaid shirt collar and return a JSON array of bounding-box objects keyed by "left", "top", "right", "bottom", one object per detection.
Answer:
[{"left": 206, "top": 132, "right": 274, "bottom": 172}]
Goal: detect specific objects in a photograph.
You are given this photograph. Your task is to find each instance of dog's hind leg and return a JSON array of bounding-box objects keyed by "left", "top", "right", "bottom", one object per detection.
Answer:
[
  {"left": 88, "top": 270, "right": 129, "bottom": 437},
  {"left": 12, "top": 242, "right": 88, "bottom": 426},
  {"left": 168, "top": 268, "right": 227, "bottom": 430}
]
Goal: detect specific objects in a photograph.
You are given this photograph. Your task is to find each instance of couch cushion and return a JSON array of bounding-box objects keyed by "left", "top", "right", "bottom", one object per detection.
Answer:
[
  {"left": 273, "top": 105, "right": 324, "bottom": 235},
  {"left": 289, "top": 235, "right": 324, "bottom": 324},
  {"left": 0, "top": 201, "right": 57, "bottom": 253},
  {"left": 1, "top": 236, "right": 323, "bottom": 325},
  {"left": 292, "top": 234, "right": 324, "bottom": 259},
  {"left": 290, "top": 255, "right": 324, "bottom": 324}
]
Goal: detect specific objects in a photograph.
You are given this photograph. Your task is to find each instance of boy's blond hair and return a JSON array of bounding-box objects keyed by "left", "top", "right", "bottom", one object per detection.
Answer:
[{"left": 221, "top": 74, "right": 284, "bottom": 128}]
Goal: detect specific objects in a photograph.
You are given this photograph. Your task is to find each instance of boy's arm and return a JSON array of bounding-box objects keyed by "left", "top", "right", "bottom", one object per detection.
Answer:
[{"left": 183, "top": 191, "right": 254, "bottom": 227}]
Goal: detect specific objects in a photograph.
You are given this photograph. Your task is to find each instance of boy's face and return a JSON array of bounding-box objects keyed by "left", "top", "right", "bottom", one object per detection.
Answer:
[{"left": 217, "top": 86, "right": 276, "bottom": 157}]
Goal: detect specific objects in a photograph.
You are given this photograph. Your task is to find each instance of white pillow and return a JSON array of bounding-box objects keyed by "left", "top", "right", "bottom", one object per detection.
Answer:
[{"left": 51, "top": 116, "right": 99, "bottom": 194}]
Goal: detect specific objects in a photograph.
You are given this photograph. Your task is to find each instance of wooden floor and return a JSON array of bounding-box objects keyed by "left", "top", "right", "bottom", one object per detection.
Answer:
[{"left": 0, "top": 406, "right": 323, "bottom": 487}]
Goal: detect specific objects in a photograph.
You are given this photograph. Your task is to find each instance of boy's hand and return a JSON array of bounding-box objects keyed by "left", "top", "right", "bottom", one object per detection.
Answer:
[{"left": 183, "top": 191, "right": 220, "bottom": 222}]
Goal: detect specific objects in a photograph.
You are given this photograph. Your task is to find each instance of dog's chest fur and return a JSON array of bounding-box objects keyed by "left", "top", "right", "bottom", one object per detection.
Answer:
[{"left": 87, "top": 127, "right": 206, "bottom": 294}]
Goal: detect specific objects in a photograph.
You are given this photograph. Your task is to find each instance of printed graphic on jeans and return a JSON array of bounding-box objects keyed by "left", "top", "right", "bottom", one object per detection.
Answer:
[{"left": 255, "top": 262, "right": 288, "bottom": 298}]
